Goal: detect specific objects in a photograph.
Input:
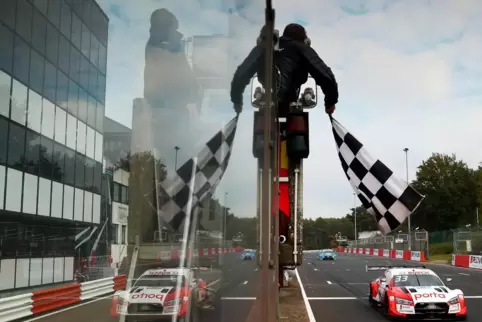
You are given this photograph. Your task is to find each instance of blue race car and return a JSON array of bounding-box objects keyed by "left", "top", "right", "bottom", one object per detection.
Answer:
[
  {"left": 318, "top": 249, "right": 336, "bottom": 260},
  {"left": 241, "top": 249, "right": 256, "bottom": 260}
]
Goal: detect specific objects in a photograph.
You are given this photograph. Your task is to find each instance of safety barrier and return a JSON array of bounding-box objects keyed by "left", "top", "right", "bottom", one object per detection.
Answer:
[
  {"left": 339, "top": 247, "right": 426, "bottom": 262},
  {"left": 0, "top": 275, "right": 127, "bottom": 322},
  {"left": 158, "top": 247, "right": 239, "bottom": 261},
  {"left": 451, "top": 254, "right": 482, "bottom": 270}
]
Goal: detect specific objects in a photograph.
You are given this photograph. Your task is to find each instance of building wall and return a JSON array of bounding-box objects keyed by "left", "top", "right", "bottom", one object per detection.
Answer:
[
  {"left": 110, "top": 169, "right": 129, "bottom": 267},
  {"left": 0, "top": 0, "right": 108, "bottom": 291}
]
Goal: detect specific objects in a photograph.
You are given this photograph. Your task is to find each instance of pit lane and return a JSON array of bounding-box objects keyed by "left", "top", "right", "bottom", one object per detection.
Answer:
[
  {"left": 298, "top": 252, "right": 482, "bottom": 321},
  {"left": 22, "top": 254, "right": 258, "bottom": 322}
]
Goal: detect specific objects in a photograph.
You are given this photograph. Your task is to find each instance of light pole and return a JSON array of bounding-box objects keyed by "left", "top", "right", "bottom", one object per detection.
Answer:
[
  {"left": 353, "top": 193, "right": 357, "bottom": 244},
  {"left": 403, "top": 148, "right": 411, "bottom": 250},
  {"left": 174, "top": 146, "right": 180, "bottom": 170},
  {"left": 223, "top": 192, "right": 228, "bottom": 243}
]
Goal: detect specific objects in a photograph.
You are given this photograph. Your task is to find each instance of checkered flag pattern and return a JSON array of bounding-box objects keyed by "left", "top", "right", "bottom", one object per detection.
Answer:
[
  {"left": 157, "top": 116, "right": 238, "bottom": 232},
  {"left": 330, "top": 117, "right": 424, "bottom": 235}
]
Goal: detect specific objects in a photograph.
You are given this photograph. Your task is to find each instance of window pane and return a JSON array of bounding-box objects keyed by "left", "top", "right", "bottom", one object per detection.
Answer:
[
  {"left": 122, "top": 225, "right": 127, "bottom": 244},
  {"left": 76, "top": 120, "right": 86, "bottom": 154},
  {"left": 25, "top": 129, "right": 41, "bottom": 175},
  {"left": 81, "top": 23, "right": 91, "bottom": 59},
  {"left": 64, "top": 148, "right": 76, "bottom": 186},
  {"left": 94, "top": 162, "right": 101, "bottom": 194},
  {"left": 16, "top": 0, "right": 33, "bottom": 43},
  {"left": 56, "top": 70, "right": 69, "bottom": 108},
  {"left": 96, "top": 102, "right": 104, "bottom": 132},
  {"left": 71, "top": 13, "right": 82, "bottom": 50},
  {"left": 94, "top": 132, "right": 102, "bottom": 162},
  {"left": 78, "top": 87, "right": 88, "bottom": 123},
  {"left": 80, "top": 55, "right": 90, "bottom": 91},
  {"left": 87, "top": 95, "right": 96, "bottom": 128},
  {"left": 27, "top": 90, "right": 42, "bottom": 134},
  {"left": 113, "top": 183, "right": 120, "bottom": 203},
  {"left": 41, "top": 98, "right": 55, "bottom": 139},
  {"left": 69, "top": 46, "right": 81, "bottom": 83},
  {"left": 58, "top": 35, "right": 70, "bottom": 75},
  {"left": 0, "top": 117, "right": 8, "bottom": 164},
  {"left": 0, "top": 0, "right": 17, "bottom": 30},
  {"left": 46, "top": 22, "right": 59, "bottom": 65},
  {"left": 86, "top": 126, "right": 95, "bottom": 159},
  {"left": 31, "top": 9, "right": 47, "bottom": 55},
  {"left": 65, "top": 114, "right": 77, "bottom": 150},
  {"left": 54, "top": 106, "right": 67, "bottom": 145},
  {"left": 97, "top": 73, "right": 105, "bottom": 103},
  {"left": 0, "top": 24, "right": 14, "bottom": 74},
  {"left": 0, "top": 71, "right": 11, "bottom": 118},
  {"left": 43, "top": 61, "right": 57, "bottom": 104},
  {"left": 7, "top": 122, "right": 26, "bottom": 170},
  {"left": 75, "top": 152, "right": 85, "bottom": 189},
  {"left": 98, "top": 44, "right": 106, "bottom": 75},
  {"left": 111, "top": 224, "right": 118, "bottom": 244},
  {"left": 39, "top": 136, "right": 54, "bottom": 179},
  {"left": 67, "top": 79, "right": 78, "bottom": 117},
  {"left": 85, "top": 158, "right": 95, "bottom": 191},
  {"left": 82, "top": 0, "right": 92, "bottom": 25},
  {"left": 60, "top": 0, "right": 72, "bottom": 39},
  {"left": 11, "top": 79, "right": 28, "bottom": 126},
  {"left": 53, "top": 143, "right": 65, "bottom": 182},
  {"left": 121, "top": 186, "right": 128, "bottom": 204},
  {"left": 90, "top": 35, "right": 99, "bottom": 67},
  {"left": 47, "top": 0, "right": 61, "bottom": 28},
  {"left": 13, "top": 36, "right": 30, "bottom": 85},
  {"left": 29, "top": 50, "right": 45, "bottom": 95},
  {"left": 88, "top": 63, "right": 97, "bottom": 97}
]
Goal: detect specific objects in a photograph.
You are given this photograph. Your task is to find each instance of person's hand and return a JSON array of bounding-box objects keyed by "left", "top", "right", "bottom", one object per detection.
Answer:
[
  {"left": 233, "top": 103, "right": 243, "bottom": 114},
  {"left": 325, "top": 105, "right": 335, "bottom": 114}
]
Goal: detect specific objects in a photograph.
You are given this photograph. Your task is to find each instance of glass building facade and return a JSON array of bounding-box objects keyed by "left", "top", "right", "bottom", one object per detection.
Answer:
[{"left": 0, "top": 0, "right": 108, "bottom": 261}]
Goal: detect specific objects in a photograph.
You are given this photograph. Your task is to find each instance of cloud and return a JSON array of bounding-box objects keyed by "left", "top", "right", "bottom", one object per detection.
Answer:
[{"left": 97, "top": 0, "right": 482, "bottom": 222}]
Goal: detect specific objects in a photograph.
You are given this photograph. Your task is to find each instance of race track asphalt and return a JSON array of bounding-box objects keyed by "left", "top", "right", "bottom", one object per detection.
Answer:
[
  {"left": 23, "top": 254, "right": 259, "bottom": 322},
  {"left": 298, "top": 252, "right": 482, "bottom": 322}
]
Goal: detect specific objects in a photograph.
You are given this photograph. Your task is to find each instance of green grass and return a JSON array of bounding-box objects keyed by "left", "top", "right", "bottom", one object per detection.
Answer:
[{"left": 427, "top": 253, "right": 452, "bottom": 263}]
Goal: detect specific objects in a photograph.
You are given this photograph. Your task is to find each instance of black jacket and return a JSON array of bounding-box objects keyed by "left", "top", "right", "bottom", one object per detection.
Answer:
[{"left": 230, "top": 36, "right": 339, "bottom": 108}]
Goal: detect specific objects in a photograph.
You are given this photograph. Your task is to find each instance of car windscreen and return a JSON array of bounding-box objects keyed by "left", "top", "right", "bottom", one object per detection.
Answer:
[
  {"left": 133, "top": 276, "right": 185, "bottom": 288},
  {"left": 393, "top": 274, "right": 444, "bottom": 287}
]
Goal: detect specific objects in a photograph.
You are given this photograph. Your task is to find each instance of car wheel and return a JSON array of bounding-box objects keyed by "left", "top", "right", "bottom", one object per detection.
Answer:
[{"left": 368, "top": 285, "right": 375, "bottom": 307}]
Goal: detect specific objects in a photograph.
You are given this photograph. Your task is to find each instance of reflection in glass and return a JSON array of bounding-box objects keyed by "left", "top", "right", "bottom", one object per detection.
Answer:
[
  {"left": 84, "top": 157, "right": 95, "bottom": 192},
  {"left": 78, "top": 87, "right": 88, "bottom": 123},
  {"left": 95, "top": 102, "right": 103, "bottom": 132},
  {"left": 25, "top": 129, "right": 41, "bottom": 176},
  {"left": 53, "top": 143, "right": 66, "bottom": 182},
  {"left": 0, "top": 117, "right": 8, "bottom": 164},
  {"left": 43, "top": 60, "right": 57, "bottom": 104},
  {"left": 94, "top": 162, "right": 102, "bottom": 194},
  {"left": 0, "top": 0, "right": 16, "bottom": 30},
  {"left": 81, "top": 23, "right": 91, "bottom": 59},
  {"left": 80, "top": 56, "right": 90, "bottom": 92},
  {"left": 13, "top": 36, "right": 30, "bottom": 85},
  {"left": 0, "top": 23, "right": 14, "bottom": 74},
  {"left": 67, "top": 79, "right": 79, "bottom": 116},
  {"left": 46, "top": 22, "right": 60, "bottom": 67},
  {"left": 29, "top": 50, "right": 45, "bottom": 95},
  {"left": 7, "top": 122, "right": 26, "bottom": 171},
  {"left": 58, "top": 35, "right": 70, "bottom": 75},
  {"left": 16, "top": 0, "right": 33, "bottom": 43},
  {"left": 75, "top": 152, "right": 85, "bottom": 189},
  {"left": 41, "top": 98, "right": 55, "bottom": 139},
  {"left": 32, "top": 9, "right": 47, "bottom": 55},
  {"left": 76, "top": 120, "right": 86, "bottom": 154},
  {"left": 47, "top": 0, "right": 61, "bottom": 28},
  {"left": 69, "top": 46, "right": 81, "bottom": 84},
  {"left": 57, "top": 70, "right": 69, "bottom": 108},
  {"left": 63, "top": 185, "right": 74, "bottom": 220},
  {"left": 65, "top": 114, "right": 77, "bottom": 150},
  {"left": 54, "top": 106, "right": 67, "bottom": 145},
  {"left": 28, "top": 90, "right": 43, "bottom": 134},
  {"left": 86, "top": 126, "right": 95, "bottom": 159},
  {"left": 0, "top": 70, "right": 11, "bottom": 117},
  {"left": 60, "top": 0, "right": 72, "bottom": 39},
  {"left": 64, "top": 148, "right": 76, "bottom": 187},
  {"left": 39, "top": 136, "right": 54, "bottom": 179},
  {"left": 10, "top": 79, "right": 28, "bottom": 126},
  {"left": 94, "top": 131, "right": 102, "bottom": 162}
]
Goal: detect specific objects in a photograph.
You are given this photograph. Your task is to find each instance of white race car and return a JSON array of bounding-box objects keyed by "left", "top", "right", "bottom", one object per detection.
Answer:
[
  {"left": 367, "top": 265, "right": 467, "bottom": 320},
  {"left": 111, "top": 267, "right": 208, "bottom": 322}
]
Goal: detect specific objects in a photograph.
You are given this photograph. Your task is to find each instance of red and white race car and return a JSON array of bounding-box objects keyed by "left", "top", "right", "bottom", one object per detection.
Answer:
[
  {"left": 110, "top": 267, "right": 209, "bottom": 322},
  {"left": 367, "top": 265, "right": 467, "bottom": 321}
]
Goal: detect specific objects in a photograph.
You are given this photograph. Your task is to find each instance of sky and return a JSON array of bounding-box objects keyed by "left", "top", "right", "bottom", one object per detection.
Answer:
[{"left": 97, "top": 0, "right": 482, "bottom": 221}]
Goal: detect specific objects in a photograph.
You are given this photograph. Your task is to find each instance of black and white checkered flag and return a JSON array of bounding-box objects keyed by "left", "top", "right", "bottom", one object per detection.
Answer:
[
  {"left": 330, "top": 117, "right": 424, "bottom": 234},
  {"left": 157, "top": 116, "right": 238, "bottom": 232}
]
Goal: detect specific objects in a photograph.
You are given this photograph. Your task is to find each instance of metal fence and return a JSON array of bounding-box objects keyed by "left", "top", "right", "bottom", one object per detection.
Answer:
[
  {"left": 451, "top": 227, "right": 482, "bottom": 255},
  {"left": 347, "top": 230, "right": 429, "bottom": 252}
]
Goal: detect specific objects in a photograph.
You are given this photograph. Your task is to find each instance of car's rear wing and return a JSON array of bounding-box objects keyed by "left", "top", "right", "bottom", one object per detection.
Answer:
[{"left": 366, "top": 265, "right": 426, "bottom": 272}]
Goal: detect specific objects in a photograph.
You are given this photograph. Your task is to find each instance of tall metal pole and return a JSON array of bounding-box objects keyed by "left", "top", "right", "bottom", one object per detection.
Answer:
[
  {"left": 174, "top": 146, "right": 180, "bottom": 170},
  {"left": 403, "top": 148, "right": 411, "bottom": 250},
  {"left": 353, "top": 193, "right": 357, "bottom": 244},
  {"left": 261, "top": 1, "right": 276, "bottom": 320},
  {"left": 223, "top": 192, "right": 228, "bottom": 243}
]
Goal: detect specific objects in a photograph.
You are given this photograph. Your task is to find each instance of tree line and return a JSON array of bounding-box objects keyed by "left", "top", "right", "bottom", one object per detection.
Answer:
[{"left": 302, "top": 153, "right": 482, "bottom": 249}]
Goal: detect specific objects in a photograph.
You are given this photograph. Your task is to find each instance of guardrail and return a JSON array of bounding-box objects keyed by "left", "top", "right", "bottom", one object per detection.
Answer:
[
  {"left": 338, "top": 247, "right": 426, "bottom": 262},
  {"left": 0, "top": 275, "right": 127, "bottom": 322},
  {"left": 451, "top": 254, "right": 482, "bottom": 270}
]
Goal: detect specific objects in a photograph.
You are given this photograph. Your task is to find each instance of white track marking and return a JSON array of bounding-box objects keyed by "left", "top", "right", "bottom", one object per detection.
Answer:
[
  {"left": 221, "top": 297, "right": 256, "bottom": 300},
  {"left": 308, "top": 297, "right": 357, "bottom": 300},
  {"left": 296, "top": 269, "right": 316, "bottom": 322},
  {"left": 465, "top": 296, "right": 482, "bottom": 299},
  {"left": 243, "top": 280, "right": 248, "bottom": 285},
  {"left": 459, "top": 273, "right": 470, "bottom": 276},
  {"left": 326, "top": 281, "right": 332, "bottom": 284}
]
